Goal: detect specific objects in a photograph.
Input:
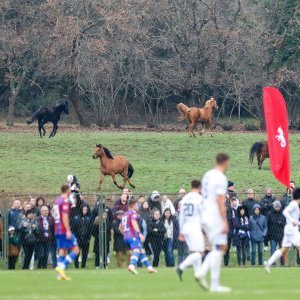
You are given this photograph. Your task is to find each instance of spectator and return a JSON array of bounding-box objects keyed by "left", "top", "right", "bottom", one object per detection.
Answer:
[
  {"left": 139, "top": 201, "right": 152, "bottom": 223},
  {"left": 18, "top": 209, "right": 37, "bottom": 269},
  {"left": 66, "top": 175, "right": 74, "bottom": 188},
  {"left": 162, "top": 208, "right": 179, "bottom": 267},
  {"left": 161, "top": 195, "right": 176, "bottom": 215},
  {"left": 8, "top": 200, "right": 23, "bottom": 227},
  {"left": 35, "top": 196, "right": 45, "bottom": 216},
  {"left": 176, "top": 201, "right": 188, "bottom": 265},
  {"left": 249, "top": 204, "right": 268, "bottom": 266},
  {"left": 227, "top": 181, "right": 237, "bottom": 198},
  {"left": 29, "top": 197, "right": 38, "bottom": 216},
  {"left": 147, "top": 209, "right": 166, "bottom": 267},
  {"left": 8, "top": 226, "right": 20, "bottom": 270},
  {"left": 260, "top": 188, "right": 276, "bottom": 216},
  {"left": 70, "top": 186, "right": 89, "bottom": 221},
  {"left": 224, "top": 197, "right": 239, "bottom": 266},
  {"left": 243, "top": 189, "right": 258, "bottom": 216},
  {"left": 35, "top": 205, "right": 55, "bottom": 269},
  {"left": 235, "top": 206, "right": 250, "bottom": 266},
  {"left": 173, "top": 188, "right": 186, "bottom": 211},
  {"left": 113, "top": 193, "right": 129, "bottom": 217},
  {"left": 112, "top": 210, "right": 130, "bottom": 268},
  {"left": 148, "top": 191, "right": 162, "bottom": 213},
  {"left": 281, "top": 181, "right": 295, "bottom": 208},
  {"left": 73, "top": 205, "right": 92, "bottom": 269},
  {"left": 91, "top": 200, "right": 113, "bottom": 269},
  {"left": 112, "top": 189, "right": 131, "bottom": 209},
  {"left": 266, "top": 201, "right": 285, "bottom": 266},
  {"left": 137, "top": 195, "right": 146, "bottom": 211}
]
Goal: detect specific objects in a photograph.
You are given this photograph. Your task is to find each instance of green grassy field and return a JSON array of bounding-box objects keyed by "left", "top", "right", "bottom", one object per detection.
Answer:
[
  {"left": 1, "top": 130, "right": 300, "bottom": 195},
  {"left": 0, "top": 268, "right": 299, "bottom": 300}
]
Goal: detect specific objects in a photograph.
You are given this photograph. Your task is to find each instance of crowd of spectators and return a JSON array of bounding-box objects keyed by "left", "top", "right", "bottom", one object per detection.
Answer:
[{"left": 2, "top": 175, "right": 300, "bottom": 270}]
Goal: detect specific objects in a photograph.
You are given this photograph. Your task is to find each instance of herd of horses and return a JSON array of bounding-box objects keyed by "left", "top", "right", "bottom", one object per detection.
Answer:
[{"left": 25, "top": 98, "right": 269, "bottom": 190}]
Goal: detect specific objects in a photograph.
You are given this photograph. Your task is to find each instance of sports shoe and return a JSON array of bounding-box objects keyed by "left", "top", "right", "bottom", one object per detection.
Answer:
[
  {"left": 195, "top": 276, "right": 208, "bottom": 291},
  {"left": 55, "top": 266, "right": 71, "bottom": 281},
  {"left": 148, "top": 267, "right": 157, "bottom": 274},
  {"left": 176, "top": 267, "right": 183, "bottom": 281},
  {"left": 210, "top": 286, "right": 232, "bottom": 293},
  {"left": 128, "top": 265, "right": 138, "bottom": 275},
  {"left": 264, "top": 261, "right": 271, "bottom": 274}
]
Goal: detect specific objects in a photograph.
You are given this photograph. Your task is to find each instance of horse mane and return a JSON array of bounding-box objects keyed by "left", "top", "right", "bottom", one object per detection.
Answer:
[
  {"left": 97, "top": 144, "right": 114, "bottom": 159},
  {"left": 204, "top": 98, "right": 215, "bottom": 108}
]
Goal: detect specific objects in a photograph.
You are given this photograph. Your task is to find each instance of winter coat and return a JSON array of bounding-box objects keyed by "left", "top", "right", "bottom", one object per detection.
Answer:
[
  {"left": 35, "top": 215, "right": 55, "bottom": 242},
  {"left": 281, "top": 193, "right": 293, "bottom": 209},
  {"left": 242, "top": 198, "right": 259, "bottom": 216},
  {"left": 260, "top": 195, "right": 276, "bottom": 216},
  {"left": 226, "top": 204, "right": 239, "bottom": 239},
  {"left": 112, "top": 218, "right": 127, "bottom": 252},
  {"left": 266, "top": 208, "right": 285, "bottom": 242},
  {"left": 249, "top": 208, "right": 268, "bottom": 242},
  {"left": 8, "top": 209, "right": 23, "bottom": 227},
  {"left": 72, "top": 214, "right": 93, "bottom": 245},
  {"left": 147, "top": 218, "right": 166, "bottom": 245},
  {"left": 18, "top": 217, "right": 37, "bottom": 245},
  {"left": 161, "top": 199, "right": 176, "bottom": 215},
  {"left": 148, "top": 198, "right": 162, "bottom": 213}
]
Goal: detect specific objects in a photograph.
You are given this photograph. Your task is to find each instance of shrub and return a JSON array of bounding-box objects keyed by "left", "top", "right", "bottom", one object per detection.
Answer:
[
  {"left": 221, "top": 124, "right": 233, "bottom": 131},
  {"left": 245, "top": 122, "right": 259, "bottom": 131}
]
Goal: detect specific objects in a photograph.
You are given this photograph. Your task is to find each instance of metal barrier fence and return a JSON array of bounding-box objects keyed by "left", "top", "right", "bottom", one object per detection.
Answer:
[{"left": 0, "top": 191, "right": 299, "bottom": 270}]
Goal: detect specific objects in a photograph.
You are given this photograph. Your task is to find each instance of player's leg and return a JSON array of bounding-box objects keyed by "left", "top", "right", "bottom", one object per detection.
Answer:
[
  {"left": 140, "top": 249, "right": 157, "bottom": 273},
  {"left": 63, "top": 245, "right": 80, "bottom": 269}
]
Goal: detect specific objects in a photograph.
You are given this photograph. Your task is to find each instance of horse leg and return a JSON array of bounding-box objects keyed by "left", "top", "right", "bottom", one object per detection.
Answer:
[
  {"left": 49, "top": 122, "right": 56, "bottom": 138},
  {"left": 98, "top": 173, "right": 104, "bottom": 191},
  {"left": 257, "top": 153, "right": 261, "bottom": 169},
  {"left": 38, "top": 120, "right": 43, "bottom": 138},
  {"left": 40, "top": 120, "right": 46, "bottom": 136},
  {"left": 52, "top": 123, "right": 58, "bottom": 137},
  {"left": 122, "top": 170, "right": 136, "bottom": 189},
  {"left": 199, "top": 123, "right": 205, "bottom": 136},
  {"left": 260, "top": 157, "right": 266, "bottom": 170},
  {"left": 189, "top": 122, "right": 196, "bottom": 138},
  {"left": 112, "top": 174, "right": 123, "bottom": 190},
  {"left": 208, "top": 121, "right": 213, "bottom": 137}
]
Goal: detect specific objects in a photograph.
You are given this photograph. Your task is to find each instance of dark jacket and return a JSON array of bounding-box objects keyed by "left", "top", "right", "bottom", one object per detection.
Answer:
[
  {"left": 243, "top": 198, "right": 259, "bottom": 216},
  {"left": 266, "top": 208, "right": 285, "bottom": 242},
  {"left": 8, "top": 209, "right": 23, "bottom": 227},
  {"left": 70, "top": 197, "right": 89, "bottom": 221},
  {"left": 281, "top": 193, "right": 293, "bottom": 209},
  {"left": 112, "top": 218, "right": 127, "bottom": 252},
  {"left": 18, "top": 217, "right": 37, "bottom": 245},
  {"left": 147, "top": 218, "right": 166, "bottom": 244},
  {"left": 226, "top": 204, "right": 239, "bottom": 238},
  {"left": 148, "top": 199, "right": 162, "bottom": 213},
  {"left": 249, "top": 205, "right": 268, "bottom": 242},
  {"left": 72, "top": 210, "right": 92, "bottom": 245},
  {"left": 35, "top": 215, "right": 55, "bottom": 242},
  {"left": 260, "top": 195, "right": 276, "bottom": 216},
  {"left": 113, "top": 201, "right": 128, "bottom": 217},
  {"left": 234, "top": 206, "right": 250, "bottom": 246}
]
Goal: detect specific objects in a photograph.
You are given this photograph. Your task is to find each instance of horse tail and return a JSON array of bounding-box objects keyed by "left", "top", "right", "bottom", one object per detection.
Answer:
[
  {"left": 177, "top": 103, "right": 189, "bottom": 121},
  {"left": 128, "top": 163, "right": 134, "bottom": 178},
  {"left": 26, "top": 110, "right": 41, "bottom": 124},
  {"left": 249, "top": 141, "right": 263, "bottom": 163}
]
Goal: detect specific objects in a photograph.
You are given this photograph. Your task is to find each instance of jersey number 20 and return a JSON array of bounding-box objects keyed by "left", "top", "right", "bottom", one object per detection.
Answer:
[{"left": 184, "top": 203, "right": 194, "bottom": 217}]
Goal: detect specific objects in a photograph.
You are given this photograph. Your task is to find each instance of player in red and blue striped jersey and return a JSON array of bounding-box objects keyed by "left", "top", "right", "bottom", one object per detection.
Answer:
[
  {"left": 122, "top": 198, "right": 156, "bottom": 274},
  {"left": 52, "top": 185, "right": 79, "bottom": 280}
]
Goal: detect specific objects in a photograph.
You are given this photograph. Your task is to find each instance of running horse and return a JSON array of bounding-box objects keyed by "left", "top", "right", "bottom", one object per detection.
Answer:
[
  {"left": 185, "top": 98, "right": 218, "bottom": 137},
  {"left": 26, "top": 101, "right": 69, "bottom": 138},
  {"left": 249, "top": 141, "right": 269, "bottom": 170},
  {"left": 92, "top": 144, "right": 135, "bottom": 190}
]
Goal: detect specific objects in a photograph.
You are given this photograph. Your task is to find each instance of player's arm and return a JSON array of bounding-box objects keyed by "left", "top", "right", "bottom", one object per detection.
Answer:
[
  {"left": 178, "top": 201, "right": 185, "bottom": 241},
  {"left": 61, "top": 204, "right": 72, "bottom": 239},
  {"left": 131, "top": 219, "right": 145, "bottom": 243},
  {"left": 283, "top": 203, "right": 299, "bottom": 226},
  {"left": 217, "top": 194, "right": 228, "bottom": 233}
]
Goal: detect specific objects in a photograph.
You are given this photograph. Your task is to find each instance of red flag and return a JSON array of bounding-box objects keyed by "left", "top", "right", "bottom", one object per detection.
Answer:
[{"left": 263, "top": 87, "right": 290, "bottom": 187}]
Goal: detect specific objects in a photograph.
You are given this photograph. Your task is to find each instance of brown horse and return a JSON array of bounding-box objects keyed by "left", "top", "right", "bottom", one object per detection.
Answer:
[
  {"left": 92, "top": 144, "right": 135, "bottom": 190},
  {"left": 177, "top": 102, "right": 190, "bottom": 121},
  {"left": 249, "top": 141, "right": 269, "bottom": 170},
  {"left": 186, "top": 98, "right": 218, "bottom": 137}
]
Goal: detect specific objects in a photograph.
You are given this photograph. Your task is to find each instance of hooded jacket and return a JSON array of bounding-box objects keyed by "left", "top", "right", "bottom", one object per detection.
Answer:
[
  {"left": 266, "top": 207, "right": 285, "bottom": 242},
  {"left": 148, "top": 191, "right": 162, "bottom": 213},
  {"left": 249, "top": 204, "right": 268, "bottom": 242}
]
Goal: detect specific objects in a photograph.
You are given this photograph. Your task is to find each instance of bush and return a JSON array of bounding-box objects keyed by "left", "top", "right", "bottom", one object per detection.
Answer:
[
  {"left": 245, "top": 122, "right": 259, "bottom": 131},
  {"left": 221, "top": 124, "right": 233, "bottom": 131}
]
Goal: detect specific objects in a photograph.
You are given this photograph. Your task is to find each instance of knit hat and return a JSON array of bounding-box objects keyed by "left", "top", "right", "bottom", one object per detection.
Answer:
[
  {"left": 273, "top": 200, "right": 282, "bottom": 209},
  {"left": 252, "top": 204, "right": 261, "bottom": 211}
]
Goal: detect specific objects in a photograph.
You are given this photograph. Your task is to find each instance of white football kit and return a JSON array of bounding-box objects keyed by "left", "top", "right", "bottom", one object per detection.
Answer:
[
  {"left": 282, "top": 200, "right": 300, "bottom": 248},
  {"left": 179, "top": 192, "right": 204, "bottom": 252},
  {"left": 201, "top": 168, "right": 228, "bottom": 246}
]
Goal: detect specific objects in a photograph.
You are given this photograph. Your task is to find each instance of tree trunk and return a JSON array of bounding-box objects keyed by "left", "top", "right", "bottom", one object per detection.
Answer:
[
  {"left": 6, "top": 93, "right": 17, "bottom": 126},
  {"left": 69, "top": 84, "right": 90, "bottom": 127}
]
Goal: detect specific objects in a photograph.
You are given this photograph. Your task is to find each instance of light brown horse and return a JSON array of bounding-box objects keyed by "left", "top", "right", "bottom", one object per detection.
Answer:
[
  {"left": 249, "top": 141, "right": 269, "bottom": 170},
  {"left": 186, "top": 98, "right": 218, "bottom": 137},
  {"left": 92, "top": 144, "right": 135, "bottom": 190},
  {"left": 177, "top": 102, "right": 190, "bottom": 121}
]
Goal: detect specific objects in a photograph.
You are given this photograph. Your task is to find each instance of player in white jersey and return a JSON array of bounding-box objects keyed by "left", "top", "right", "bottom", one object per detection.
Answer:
[
  {"left": 264, "top": 188, "right": 300, "bottom": 273},
  {"left": 176, "top": 180, "right": 205, "bottom": 286},
  {"left": 198, "top": 153, "right": 231, "bottom": 293}
]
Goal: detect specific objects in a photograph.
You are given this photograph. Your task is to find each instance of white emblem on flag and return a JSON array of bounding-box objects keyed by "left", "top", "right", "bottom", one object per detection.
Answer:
[{"left": 275, "top": 126, "right": 286, "bottom": 148}]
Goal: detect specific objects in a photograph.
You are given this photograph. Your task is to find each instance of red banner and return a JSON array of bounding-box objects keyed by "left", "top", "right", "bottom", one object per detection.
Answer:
[{"left": 263, "top": 87, "right": 290, "bottom": 187}]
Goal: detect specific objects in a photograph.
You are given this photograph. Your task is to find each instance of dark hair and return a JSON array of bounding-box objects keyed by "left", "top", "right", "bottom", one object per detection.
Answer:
[
  {"left": 36, "top": 196, "right": 45, "bottom": 207},
  {"left": 25, "top": 209, "right": 34, "bottom": 217},
  {"left": 293, "top": 188, "right": 300, "bottom": 200},
  {"left": 128, "top": 197, "right": 137, "bottom": 207},
  {"left": 61, "top": 185, "right": 70, "bottom": 194},
  {"left": 191, "top": 179, "right": 201, "bottom": 189},
  {"left": 162, "top": 208, "right": 173, "bottom": 224},
  {"left": 216, "top": 153, "right": 230, "bottom": 165}
]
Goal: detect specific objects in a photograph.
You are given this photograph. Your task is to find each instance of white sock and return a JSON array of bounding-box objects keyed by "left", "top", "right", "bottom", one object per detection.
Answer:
[
  {"left": 192, "top": 253, "right": 202, "bottom": 278},
  {"left": 210, "top": 250, "right": 223, "bottom": 289},
  {"left": 198, "top": 252, "right": 213, "bottom": 277},
  {"left": 179, "top": 252, "right": 200, "bottom": 271},
  {"left": 58, "top": 262, "right": 65, "bottom": 270},
  {"left": 267, "top": 249, "right": 282, "bottom": 266}
]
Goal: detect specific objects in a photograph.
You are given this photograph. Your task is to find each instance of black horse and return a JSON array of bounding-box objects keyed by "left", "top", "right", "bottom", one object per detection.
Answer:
[{"left": 26, "top": 101, "right": 69, "bottom": 138}]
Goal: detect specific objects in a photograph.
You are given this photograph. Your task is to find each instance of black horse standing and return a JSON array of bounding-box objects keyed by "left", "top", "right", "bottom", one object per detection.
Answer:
[{"left": 26, "top": 101, "right": 69, "bottom": 138}]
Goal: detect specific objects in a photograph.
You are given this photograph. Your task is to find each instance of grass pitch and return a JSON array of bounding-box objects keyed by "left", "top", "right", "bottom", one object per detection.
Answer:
[
  {"left": 0, "top": 267, "right": 299, "bottom": 300},
  {"left": 1, "top": 129, "right": 300, "bottom": 195}
]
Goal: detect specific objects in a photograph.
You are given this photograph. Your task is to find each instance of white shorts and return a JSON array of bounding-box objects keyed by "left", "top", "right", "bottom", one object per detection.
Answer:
[
  {"left": 203, "top": 222, "right": 227, "bottom": 246},
  {"left": 184, "top": 231, "right": 205, "bottom": 252},
  {"left": 282, "top": 229, "right": 300, "bottom": 248}
]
